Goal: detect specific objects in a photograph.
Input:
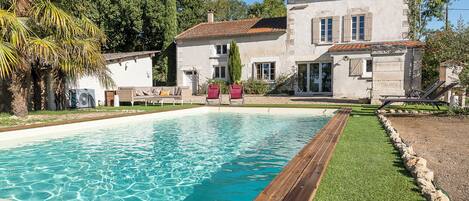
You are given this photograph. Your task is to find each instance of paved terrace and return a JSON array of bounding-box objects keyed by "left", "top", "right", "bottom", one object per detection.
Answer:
[{"left": 188, "top": 95, "right": 362, "bottom": 105}]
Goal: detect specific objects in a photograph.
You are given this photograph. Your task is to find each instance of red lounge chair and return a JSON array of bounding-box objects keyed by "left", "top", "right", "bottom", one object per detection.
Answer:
[
  {"left": 206, "top": 84, "right": 221, "bottom": 105},
  {"left": 229, "top": 84, "right": 244, "bottom": 104}
]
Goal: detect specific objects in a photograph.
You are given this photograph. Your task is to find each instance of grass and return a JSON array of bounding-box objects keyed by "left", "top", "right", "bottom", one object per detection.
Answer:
[
  {"left": 314, "top": 106, "right": 424, "bottom": 201},
  {"left": 0, "top": 104, "right": 200, "bottom": 128}
]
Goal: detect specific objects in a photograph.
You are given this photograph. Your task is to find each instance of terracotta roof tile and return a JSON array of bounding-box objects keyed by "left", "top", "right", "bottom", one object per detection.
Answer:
[
  {"left": 329, "top": 41, "right": 425, "bottom": 52},
  {"left": 175, "top": 17, "right": 286, "bottom": 40}
]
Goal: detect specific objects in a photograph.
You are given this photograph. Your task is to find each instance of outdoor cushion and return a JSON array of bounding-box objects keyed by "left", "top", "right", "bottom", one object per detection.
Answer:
[
  {"left": 207, "top": 84, "right": 220, "bottom": 99},
  {"left": 152, "top": 88, "right": 161, "bottom": 95},
  {"left": 160, "top": 90, "right": 171, "bottom": 96},
  {"left": 230, "top": 84, "right": 243, "bottom": 99},
  {"left": 142, "top": 89, "right": 152, "bottom": 96},
  {"left": 135, "top": 89, "right": 144, "bottom": 96}
]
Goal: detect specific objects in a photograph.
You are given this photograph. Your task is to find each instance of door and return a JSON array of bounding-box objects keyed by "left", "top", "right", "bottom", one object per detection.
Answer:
[
  {"left": 297, "top": 62, "right": 332, "bottom": 94},
  {"left": 184, "top": 71, "right": 198, "bottom": 94}
]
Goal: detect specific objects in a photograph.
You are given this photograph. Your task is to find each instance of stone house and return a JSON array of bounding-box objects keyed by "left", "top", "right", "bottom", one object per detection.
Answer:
[{"left": 175, "top": 0, "right": 424, "bottom": 103}]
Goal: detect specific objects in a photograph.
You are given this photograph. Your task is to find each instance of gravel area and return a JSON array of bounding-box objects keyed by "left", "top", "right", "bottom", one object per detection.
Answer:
[{"left": 388, "top": 116, "right": 469, "bottom": 201}]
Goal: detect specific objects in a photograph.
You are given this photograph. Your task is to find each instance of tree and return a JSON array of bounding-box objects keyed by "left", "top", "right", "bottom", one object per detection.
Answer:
[
  {"left": 248, "top": 0, "right": 286, "bottom": 18},
  {"left": 228, "top": 41, "right": 242, "bottom": 83},
  {"left": 0, "top": 0, "right": 112, "bottom": 116},
  {"left": 177, "top": 0, "right": 208, "bottom": 33},
  {"left": 407, "top": 0, "right": 449, "bottom": 40},
  {"left": 424, "top": 20, "right": 469, "bottom": 87},
  {"left": 208, "top": 0, "right": 249, "bottom": 21}
]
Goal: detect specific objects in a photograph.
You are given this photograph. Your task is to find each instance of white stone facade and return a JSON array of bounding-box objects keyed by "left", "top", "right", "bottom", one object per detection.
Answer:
[{"left": 176, "top": 0, "right": 422, "bottom": 102}]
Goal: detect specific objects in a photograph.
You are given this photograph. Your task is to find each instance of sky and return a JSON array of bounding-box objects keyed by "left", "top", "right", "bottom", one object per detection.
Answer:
[{"left": 243, "top": 0, "right": 469, "bottom": 30}]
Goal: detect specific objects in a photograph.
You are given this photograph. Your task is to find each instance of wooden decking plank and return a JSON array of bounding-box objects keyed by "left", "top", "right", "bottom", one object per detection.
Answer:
[
  {"left": 258, "top": 112, "right": 344, "bottom": 200},
  {"left": 283, "top": 111, "right": 349, "bottom": 200},
  {"left": 255, "top": 108, "right": 351, "bottom": 201},
  {"left": 257, "top": 115, "right": 339, "bottom": 199}
]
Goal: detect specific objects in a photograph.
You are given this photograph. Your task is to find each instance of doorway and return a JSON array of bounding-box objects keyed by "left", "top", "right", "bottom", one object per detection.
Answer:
[
  {"left": 183, "top": 70, "right": 198, "bottom": 95},
  {"left": 297, "top": 62, "right": 332, "bottom": 94}
]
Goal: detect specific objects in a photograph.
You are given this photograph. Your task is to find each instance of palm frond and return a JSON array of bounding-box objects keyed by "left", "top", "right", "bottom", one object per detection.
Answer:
[
  {"left": 57, "top": 38, "right": 114, "bottom": 88},
  {"left": 26, "top": 37, "right": 60, "bottom": 65},
  {"left": 29, "top": 0, "right": 82, "bottom": 38},
  {"left": 0, "top": 40, "right": 19, "bottom": 78},
  {"left": 79, "top": 17, "right": 106, "bottom": 44},
  {"left": 0, "top": 9, "right": 29, "bottom": 47}
]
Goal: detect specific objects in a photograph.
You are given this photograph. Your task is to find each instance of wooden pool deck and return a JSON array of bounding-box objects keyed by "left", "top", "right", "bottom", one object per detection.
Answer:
[{"left": 255, "top": 108, "right": 352, "bottom": 201}]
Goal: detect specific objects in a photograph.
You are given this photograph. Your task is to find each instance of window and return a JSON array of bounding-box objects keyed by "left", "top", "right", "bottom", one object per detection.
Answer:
[
  {"left": 352, "top": 15, "right": 365, "bottom": 41},
  {"left": 256, "top": 62, "right": 275, "bottom": 81},
  {"left": 213, "top": 66, "right": 227, "bottom": 79},
  {"left": 216, "top": 44, "right": 228, "bottom": 55},
  {"left": 320, "top": 18, "right": 333, "bottom": 43},
  {"left": 362, "top": 59, "right": 373, "bottom": 78}
]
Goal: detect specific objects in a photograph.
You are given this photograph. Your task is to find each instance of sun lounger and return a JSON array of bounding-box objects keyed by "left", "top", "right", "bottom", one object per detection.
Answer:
[
  {"left": 380, "top": 80, "right": 445, "bottom": 99},
  {"left": 378, "top": 82, "right": 458, "bottom": 110},
  {"left": 229, "top": 84, "right": 244, "bottom": 105}
]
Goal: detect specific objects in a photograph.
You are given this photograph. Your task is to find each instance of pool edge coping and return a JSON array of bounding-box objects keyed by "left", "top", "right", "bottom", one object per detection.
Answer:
[{"left": 0, "top": 106, "right": 338, "bottom": 149}]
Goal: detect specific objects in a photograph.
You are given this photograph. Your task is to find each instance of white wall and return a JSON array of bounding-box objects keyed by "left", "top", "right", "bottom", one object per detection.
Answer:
[
  {"left": 75, "top": 57, "right": 153, "bottom": 105},
  {"left": 176, "top": 33, "right": 288, "bottom": 90},
  {"left": 331, "top": 52, "right": 373, "bottom": 99}
]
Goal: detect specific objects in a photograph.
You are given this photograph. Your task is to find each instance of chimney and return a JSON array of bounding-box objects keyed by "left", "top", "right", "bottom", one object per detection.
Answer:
[{"left": 207, "top": 10, "right": 214, "bottom": 23}]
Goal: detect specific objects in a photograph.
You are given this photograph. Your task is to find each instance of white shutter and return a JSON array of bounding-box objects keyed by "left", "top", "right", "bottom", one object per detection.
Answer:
[
  {"left": 312, "top": 18, "right": 320, "bottom": 44},
  {"left": 332, "top": 16, "right": 341, "bottom": 43},
  {"left": 365, "top": 12, "right": 373, "bottom": 41},
  {"left": 343, "top": 15, "right": 352, "bottom": 42}
]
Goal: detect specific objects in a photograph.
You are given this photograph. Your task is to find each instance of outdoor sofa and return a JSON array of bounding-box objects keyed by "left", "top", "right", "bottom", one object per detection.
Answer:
[{"left": 117, "top": 86, "right": 191, "bottom": 106}]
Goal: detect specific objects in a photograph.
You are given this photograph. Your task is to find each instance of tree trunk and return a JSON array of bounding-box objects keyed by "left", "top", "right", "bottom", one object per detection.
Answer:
[
  {"left": 15, "top": 0, "right": 32, "bottom": 17},
  {"left": 46, "top": 69, "right": 57, "bottom": 110},
  {"left": 32, "top": 67, "right": 46, "bottom": 111},
  {"left": 9, "top": 70, "right": 30, "bottom": 117}
]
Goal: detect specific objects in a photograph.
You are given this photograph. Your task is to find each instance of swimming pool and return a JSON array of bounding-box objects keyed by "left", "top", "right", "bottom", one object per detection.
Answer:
[{"left": 0, "top": 108, "right": 332, "bottom": 201}]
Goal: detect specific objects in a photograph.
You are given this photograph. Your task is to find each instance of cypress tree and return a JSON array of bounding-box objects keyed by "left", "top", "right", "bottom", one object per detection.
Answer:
[{"left": 228, "top": 41, "right": 242, "bottom": 84}]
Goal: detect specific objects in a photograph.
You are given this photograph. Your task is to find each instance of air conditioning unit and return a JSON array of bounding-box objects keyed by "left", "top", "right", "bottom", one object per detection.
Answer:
[{"left": 69, "top": 89, "right": 96, "bottom": 108}]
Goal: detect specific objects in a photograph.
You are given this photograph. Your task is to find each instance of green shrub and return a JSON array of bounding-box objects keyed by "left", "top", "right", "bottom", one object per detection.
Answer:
[
  {"left": 243, "top": 79, "right": 269, "bottom": 94},
  {"left": 199, "top": 79, "right": 229, "bottom": 94}
]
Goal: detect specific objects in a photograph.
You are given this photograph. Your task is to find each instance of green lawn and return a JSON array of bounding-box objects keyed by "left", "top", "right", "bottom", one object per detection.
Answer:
[
  {"left": 0, "top": 104, "right": 200, "bottom": 128},
  {"left": 314, "top": 106, "right": 424, "bottom": 201}
]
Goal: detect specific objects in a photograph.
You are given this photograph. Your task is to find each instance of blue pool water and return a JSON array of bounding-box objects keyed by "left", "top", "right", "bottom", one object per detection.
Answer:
[{"left": 0, "top": 112, "right": 330, "bottom": 201}]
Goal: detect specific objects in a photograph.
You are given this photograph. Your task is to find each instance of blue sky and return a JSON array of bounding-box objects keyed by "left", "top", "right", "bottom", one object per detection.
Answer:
[{"left": 243, "top": 0, "right": 469, "bottom": 30}]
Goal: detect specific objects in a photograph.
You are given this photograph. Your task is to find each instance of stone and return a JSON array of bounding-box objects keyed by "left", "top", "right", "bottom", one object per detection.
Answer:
[
  {"left": 434, "top": 190, "right": 450, "bottom": 201},
  {"left": 389, "top": 109, "right": 396, "bottom": 113},
  {"left": 405, "top": 146, "right": 416, "bottom": 156},
  {"left": 415, "top": 157, "right": 427, "bottom": 168}
]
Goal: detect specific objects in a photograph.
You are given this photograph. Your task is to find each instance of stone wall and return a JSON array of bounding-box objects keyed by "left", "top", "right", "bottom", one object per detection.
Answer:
[{"left": 377, "top": 112, "right": 450, "bottom": 201}]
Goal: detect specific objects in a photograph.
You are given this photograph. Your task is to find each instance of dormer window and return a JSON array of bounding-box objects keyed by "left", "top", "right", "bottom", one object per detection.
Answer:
[
  {"left": 352, "top": 15, "right": 365, "bottom": 41},
  {"left": 216, "top": 44, "right": 228, "bottom": 55}
]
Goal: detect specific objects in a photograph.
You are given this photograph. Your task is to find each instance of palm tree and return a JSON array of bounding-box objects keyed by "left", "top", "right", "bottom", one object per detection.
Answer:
[{"left": 0, "top": 0, "right": 112, "bottom": 117}]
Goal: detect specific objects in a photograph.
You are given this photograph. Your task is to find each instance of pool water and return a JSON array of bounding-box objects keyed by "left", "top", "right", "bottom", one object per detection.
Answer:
[{"left": 0, "top": 112, "right": 330, "bottom": 201}]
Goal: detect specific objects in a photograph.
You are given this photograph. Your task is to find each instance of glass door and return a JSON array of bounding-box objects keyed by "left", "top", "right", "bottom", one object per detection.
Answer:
[
  {"left": 297, "top": 62, "right": 332, "bottom": 93},
  {"left": 309, "top": 63, "right": 320, "bottom": 92},
  {"left": 321, "top": 63, "right": 332, "bottom": 93}
]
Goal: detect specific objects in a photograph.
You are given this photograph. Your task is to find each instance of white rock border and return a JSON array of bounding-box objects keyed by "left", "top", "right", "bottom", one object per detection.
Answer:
[{"left": 376, "top": 112, "right": 450, "bottom": 201}]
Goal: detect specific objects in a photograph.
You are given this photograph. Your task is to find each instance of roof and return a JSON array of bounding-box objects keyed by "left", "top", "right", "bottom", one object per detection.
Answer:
[
  {"left": 328, "top": 41, "right": 424, "bottom": 52},
  {"left": 103, "top": 51, "right": 159, "bottom": 62},
  {"left": 175, "top": 17, "right": 287, "bottom": 40}
]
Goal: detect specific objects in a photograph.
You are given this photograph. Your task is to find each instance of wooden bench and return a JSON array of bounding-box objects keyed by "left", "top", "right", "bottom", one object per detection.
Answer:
[{"left": 255, "top": 108, "right": 352, "bottom": 201}]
